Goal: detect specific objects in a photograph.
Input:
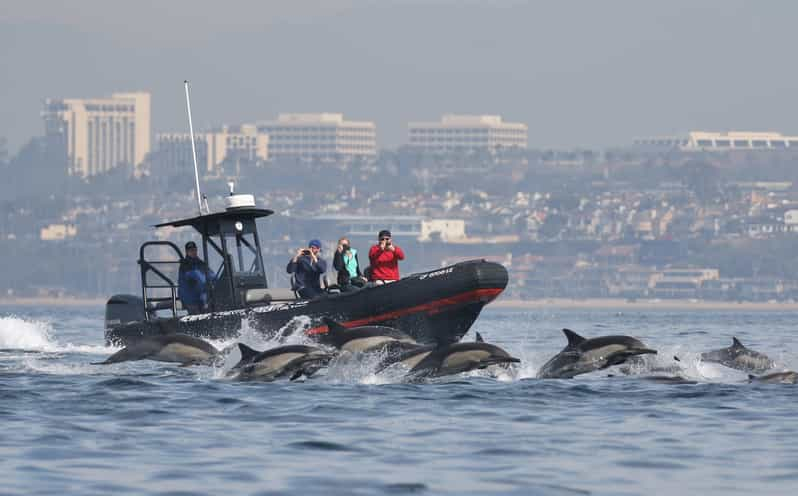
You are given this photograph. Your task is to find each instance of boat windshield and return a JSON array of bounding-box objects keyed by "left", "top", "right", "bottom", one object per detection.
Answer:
[{"left": 222, "top": 231, "right": 263, "bottom": 276}]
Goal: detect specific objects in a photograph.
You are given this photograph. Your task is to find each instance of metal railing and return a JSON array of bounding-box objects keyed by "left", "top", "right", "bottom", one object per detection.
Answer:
[{"left": 138, "top": 241, "right": 183, "bottom": 320}]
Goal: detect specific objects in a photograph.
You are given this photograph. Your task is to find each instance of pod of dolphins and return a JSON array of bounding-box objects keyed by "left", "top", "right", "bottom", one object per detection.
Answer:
[{"left": 93, "top": 319, "right": 797, "bottom": 384}]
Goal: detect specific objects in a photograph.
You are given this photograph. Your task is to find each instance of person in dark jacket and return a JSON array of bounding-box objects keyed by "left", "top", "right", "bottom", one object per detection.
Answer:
[
  {"left": 333, "top": 237, "right": 365, "bottom": 291},
  {"left": 178, "top": 241, "right": 211, "bottom": 314},
  {"left": 368, "top": 229, "right": 405, "bottom": 283},
  {"left": 287, "top": 239, "right": 327, "bottom": 298}
]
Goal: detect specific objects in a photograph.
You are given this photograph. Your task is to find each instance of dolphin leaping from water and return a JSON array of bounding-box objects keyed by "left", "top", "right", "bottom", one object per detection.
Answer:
[
  {"left": 376, "top": 338, "right": 520, "bottom": 381},
  {"left": 322, "top": 317, "right": 420, "bottom": 356},
  {"left": 701, "top": 337, "right": 775, "bottom": 374},
  {"left": 537, "top": 329, "right": 657, "bottom": 379},
  {"left": 92, "top": 334, "right": 220, "bottom": 366},
  {"left": 228, "top": 343, "right": 333, "bottom": 381}
]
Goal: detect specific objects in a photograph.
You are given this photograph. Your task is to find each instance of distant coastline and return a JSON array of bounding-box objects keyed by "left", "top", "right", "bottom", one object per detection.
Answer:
[
  {"left": 493, "top": 297, "right": 798, "bottom": 311},
  {"left": 0, "top": 297, "right": 106, "bottom": 307},
  {"left": 1, "top": 295, "right": 797, "bottom": 311}
]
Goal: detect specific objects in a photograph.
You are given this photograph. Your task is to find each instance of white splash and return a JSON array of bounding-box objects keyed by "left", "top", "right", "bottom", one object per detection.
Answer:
[
  {"left": 0, "top": 316, "right": 111, "bottom": 355},
  {"left": 607, "top": 346, "right": 748, "bottom": 383},
  {"left": 0, "top": 316, "right": 54, "bottom": 351},
  {"left": 325, "top": 350, "right": 395, "bottom": 385},
  {"left": 207, "top": 315, "right": 319, "bottom": 379},
  {"left": 509, "top": 345, "right": 544, "bottom": 380}
]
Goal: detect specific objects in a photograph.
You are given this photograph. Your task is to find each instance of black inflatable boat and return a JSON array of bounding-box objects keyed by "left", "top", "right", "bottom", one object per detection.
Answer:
[{"left": 105, "top": 194, "right": 507, "bottom": 346}]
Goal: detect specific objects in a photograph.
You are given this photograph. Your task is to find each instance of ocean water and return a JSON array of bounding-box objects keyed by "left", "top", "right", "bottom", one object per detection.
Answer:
[{"left": 1, "top": 306, "right": 797, "bottom": 496}]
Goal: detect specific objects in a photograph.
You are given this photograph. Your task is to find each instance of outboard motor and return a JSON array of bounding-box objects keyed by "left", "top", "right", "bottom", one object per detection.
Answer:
[{"left": 105, "top": 294, "right": 146, "bottom": 331}]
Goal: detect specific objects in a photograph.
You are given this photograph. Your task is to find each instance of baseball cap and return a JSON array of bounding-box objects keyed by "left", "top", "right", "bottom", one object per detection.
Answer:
[
  {"left": 308, "top": 239, "right": 322, "bottom": 249},
  {"left": 185, "top": 241, "right": 197, "bottom": 250}
]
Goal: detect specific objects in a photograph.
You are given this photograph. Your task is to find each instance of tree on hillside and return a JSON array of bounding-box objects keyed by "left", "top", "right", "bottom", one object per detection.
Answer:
[
  {"left": 539, "top": 212, "right": 567, "bottom": 240},
  {"left": 681, "top": 160, "right": 720, "bottom": 203}
]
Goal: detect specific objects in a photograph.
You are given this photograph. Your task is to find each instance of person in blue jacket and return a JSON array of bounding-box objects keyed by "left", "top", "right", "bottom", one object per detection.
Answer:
[
  {"left": 287, "top": 239, "right": 327, "bottom": 298},
  {"left": 178, "top": 241, "right": 210, "bottom": 314}
]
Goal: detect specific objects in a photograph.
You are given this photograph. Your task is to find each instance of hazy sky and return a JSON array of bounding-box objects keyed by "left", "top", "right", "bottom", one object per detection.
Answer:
[{"left": 2, "top": 0, "right": 797, "bottom": 153}]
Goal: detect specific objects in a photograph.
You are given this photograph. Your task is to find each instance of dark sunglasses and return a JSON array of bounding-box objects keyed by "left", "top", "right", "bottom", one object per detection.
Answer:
[{"left": 380, "top": 237, "right": 391, "bottom": 241}]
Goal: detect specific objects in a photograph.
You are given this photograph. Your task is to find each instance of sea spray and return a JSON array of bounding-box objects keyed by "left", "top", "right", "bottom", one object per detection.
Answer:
[{"left": 0, "top": 316, "right": 54, "bottom": 351}]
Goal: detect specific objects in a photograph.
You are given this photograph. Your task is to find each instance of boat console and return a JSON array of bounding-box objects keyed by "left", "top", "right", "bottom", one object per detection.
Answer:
[{"left": 108, "top": 192, "right": 294, "bottom": 325}]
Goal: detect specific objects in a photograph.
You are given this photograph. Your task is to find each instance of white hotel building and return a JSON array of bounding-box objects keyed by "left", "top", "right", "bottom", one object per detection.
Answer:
[
  {"left": 257, "top": 113, "right": 377, "bottom": 162},
  {"left": 684, "top": 131, "right": 798, "bottom": 150},
  {"left": 42, "top": 92, "right": 151, "bottom": 177},
  {"left": 634, "top": 131, "right": 798, "bottom": 151},
  {"left": 408, "top": 114, "right": 527, "bottom": 152}
]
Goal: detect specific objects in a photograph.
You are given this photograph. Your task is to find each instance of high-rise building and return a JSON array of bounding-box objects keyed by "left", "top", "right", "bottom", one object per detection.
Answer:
[
  {"left": 257, "top": 113, "right": 377, "bottom": 162},
  {"left": 155, "top": 124, "right": 268, "bottom": 175},
  {"left": 42, "top": 92, "right": 151, "bottom": 177},
  {"left": 408, "top": 114, "right": 527, "bottom": 152}
]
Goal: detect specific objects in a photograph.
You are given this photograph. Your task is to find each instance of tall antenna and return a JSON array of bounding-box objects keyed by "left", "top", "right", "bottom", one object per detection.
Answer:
[{"left": 184, "top": 80, "right": 204, "bottom": 215}]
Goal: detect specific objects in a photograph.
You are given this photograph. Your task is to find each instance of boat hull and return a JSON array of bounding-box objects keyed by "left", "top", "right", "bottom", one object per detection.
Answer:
[{"left": 105, "top": 260, "right": 508, "bottom": 346}]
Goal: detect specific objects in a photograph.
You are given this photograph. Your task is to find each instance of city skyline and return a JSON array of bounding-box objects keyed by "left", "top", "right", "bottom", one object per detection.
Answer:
[
  {"left": 40, "top": 87, "right": 534, "bottom": 158},
  {"left": 3, "top": 1, "right": 798, "bottom": 154},
  {"left": 30, "top": 86, "right": 798, "bottom": 178},
  {"left": 40, "top": 86, "right": 539, "bottom": 175}
]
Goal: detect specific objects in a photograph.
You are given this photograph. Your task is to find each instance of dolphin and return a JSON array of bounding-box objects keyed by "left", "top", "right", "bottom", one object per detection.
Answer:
[
  {"left": 322, "top": 317, "right": 419, "bottom": 355},
  {"left": 747, "top": 371, "right": 797, "bottom": 384},
  {"left": 92, "top": 334, "right": 219, "bottom": 366},
  {"left": 376, "top": 340, "right": 520, "bottom": 381},
  {"left": 700, "top": 337, "right": 775, "bottom": 374},
  {"left": 228, "top": 343, "right": 333, "bottom": 381},
  {"left": 537, "top": 329, "right": 657, "bottom": 379}
]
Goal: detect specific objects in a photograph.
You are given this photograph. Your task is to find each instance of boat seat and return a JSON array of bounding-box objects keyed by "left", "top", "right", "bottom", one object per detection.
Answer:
[{"left": 245, "top": 288, "right": 298, "bottom": 305}]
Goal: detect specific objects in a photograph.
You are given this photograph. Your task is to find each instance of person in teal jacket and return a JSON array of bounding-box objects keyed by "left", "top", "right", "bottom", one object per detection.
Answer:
[{"left": 333, "top": 237, "right": 365, "bottom": 291}]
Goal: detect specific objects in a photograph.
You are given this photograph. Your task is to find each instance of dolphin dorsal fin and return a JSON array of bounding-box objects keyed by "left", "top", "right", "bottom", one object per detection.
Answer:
[
  {"left": 748, "top": 374, "right": 756, "bottom": 380},
  {"left": 237, "top": 343, "right": 260, "bottom": 361},
  {"left": 562, "top": 329, "right": 586, "bottom": 348},
  {"left": 475, "top": 332, "right": 484, "bottom": 343},
  {"left": 732, "top": 337, "right": 745, "bottom": 349}
]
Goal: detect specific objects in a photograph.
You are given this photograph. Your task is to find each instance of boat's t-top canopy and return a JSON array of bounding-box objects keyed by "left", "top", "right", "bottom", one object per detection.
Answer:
[
  {"left": 154, "top": 207, "right": 274, "bottom": 231},
  {"left": 139, "top": 194, "right": 277, "bottom": 314}
]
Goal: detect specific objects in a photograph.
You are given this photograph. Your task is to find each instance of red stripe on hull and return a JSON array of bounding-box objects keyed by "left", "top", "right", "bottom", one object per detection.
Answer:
[{"left": 306, "top": 287, "right": 503, "bottom": 336}]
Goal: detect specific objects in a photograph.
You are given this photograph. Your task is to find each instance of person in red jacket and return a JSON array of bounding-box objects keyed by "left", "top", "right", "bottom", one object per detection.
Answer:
[{"left": 367, "top": 229, "right": 405, "bottom": 282}]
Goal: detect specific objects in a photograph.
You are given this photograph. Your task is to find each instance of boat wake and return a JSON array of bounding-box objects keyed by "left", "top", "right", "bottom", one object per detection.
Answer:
[
  {"left": 0, "top": 315, "right": 119, "bottom": 376},
  {"left": 0, "top": 316, "right": 110, "bottom": 355}
]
